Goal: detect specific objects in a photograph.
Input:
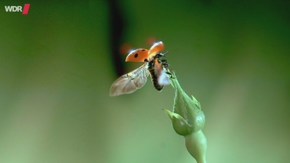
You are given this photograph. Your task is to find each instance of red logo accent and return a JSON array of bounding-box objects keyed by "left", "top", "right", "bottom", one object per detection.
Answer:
[{"left": 22, "top": 4, "right": 30, "bottom": 15}]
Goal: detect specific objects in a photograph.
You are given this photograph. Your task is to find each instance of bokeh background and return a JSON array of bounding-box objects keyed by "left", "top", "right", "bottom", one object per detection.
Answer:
[{"left": 0, "top": 0, "right": 289, "bottom": 163}]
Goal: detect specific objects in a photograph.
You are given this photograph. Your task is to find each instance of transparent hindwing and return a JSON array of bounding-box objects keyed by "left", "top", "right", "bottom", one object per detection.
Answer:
[{"left": 109, "top": 63, "right": 150, "bottom": 96}]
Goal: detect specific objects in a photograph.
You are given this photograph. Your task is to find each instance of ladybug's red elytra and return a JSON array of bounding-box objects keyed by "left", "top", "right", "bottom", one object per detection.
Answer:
[{"left": 125, "top": 41, "right": 165, "bottom": 62}]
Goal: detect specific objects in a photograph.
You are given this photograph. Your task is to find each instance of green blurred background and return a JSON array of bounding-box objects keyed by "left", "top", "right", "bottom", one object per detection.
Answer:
[{"left": 0, "top": 0, "right": 289, "bottom": 163}]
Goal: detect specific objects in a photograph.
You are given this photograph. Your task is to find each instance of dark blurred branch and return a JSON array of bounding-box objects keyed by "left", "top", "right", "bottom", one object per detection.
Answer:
[{"left": 108, "top": 0, "right": 126, "bottom": 77}]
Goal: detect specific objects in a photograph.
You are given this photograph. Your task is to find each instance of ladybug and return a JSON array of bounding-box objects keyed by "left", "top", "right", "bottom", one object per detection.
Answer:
[{"left": 110, "top": 41, "right": 171, "bottom": 96}]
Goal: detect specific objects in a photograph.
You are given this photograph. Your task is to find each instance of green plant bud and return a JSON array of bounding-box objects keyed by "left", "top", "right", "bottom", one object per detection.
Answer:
[
  {"left": 166, "top": 73, "right": 207, "bottom": 163},
  {"left": 165, "top": 109, "right": 193, "bottom": 135},
  {"left": 170, "top": 75, "right": 206, "bottom": 134}
]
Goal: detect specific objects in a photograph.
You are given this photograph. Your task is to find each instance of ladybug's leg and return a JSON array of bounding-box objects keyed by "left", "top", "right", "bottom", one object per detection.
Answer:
[
  {"left": 156, "top": 55, "right": 174, "bottom": 79},
  {"left": 157, "top": 55, "right": 169, "bottom": 69}
]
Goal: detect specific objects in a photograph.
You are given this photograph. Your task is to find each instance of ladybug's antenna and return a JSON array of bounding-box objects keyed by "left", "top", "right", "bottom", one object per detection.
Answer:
[{"left": 160, "top": 51, "right": 169, "bottom": 56}]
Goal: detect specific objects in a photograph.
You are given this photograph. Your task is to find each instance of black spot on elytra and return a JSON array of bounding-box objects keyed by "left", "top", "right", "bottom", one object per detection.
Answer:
[
  {"left": 134, "top": 53, "right": 138, "bottom": 58},
  {"left": 141, "top": 49, "right": 146, "bottom": 51}
]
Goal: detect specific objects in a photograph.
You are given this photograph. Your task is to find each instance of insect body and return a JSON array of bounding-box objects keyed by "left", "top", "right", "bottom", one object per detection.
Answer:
[
  {"left": 109, "top": 41, "right": 171, "bottom": 96},
  {"left": 148, "top": 53, "right": 170, "bottom": 91}
]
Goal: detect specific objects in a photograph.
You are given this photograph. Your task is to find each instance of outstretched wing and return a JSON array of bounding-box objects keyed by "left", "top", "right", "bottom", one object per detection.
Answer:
[{"left": 109, "top": 63, "right": 149, "bottom": 96}]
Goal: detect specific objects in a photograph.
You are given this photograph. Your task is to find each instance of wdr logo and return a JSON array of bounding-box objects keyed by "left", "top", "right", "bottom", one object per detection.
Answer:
[{"left": 5, "top": 4, "right": 30, "bottom": 15}]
